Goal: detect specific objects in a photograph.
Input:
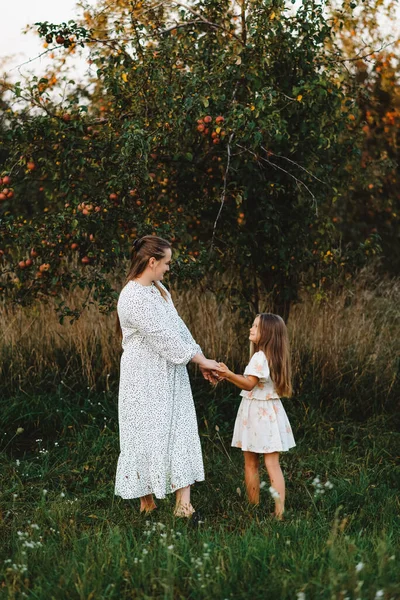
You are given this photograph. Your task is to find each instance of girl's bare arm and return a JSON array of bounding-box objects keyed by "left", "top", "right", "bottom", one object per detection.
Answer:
[{"left": 218, "top": 363, "right": 258, "bottom": 391}]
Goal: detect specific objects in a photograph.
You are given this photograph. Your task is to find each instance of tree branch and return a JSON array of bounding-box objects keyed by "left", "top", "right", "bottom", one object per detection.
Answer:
[
  {"left": 211, "top": 132, "right": 235, "bottom": 250},
  {"left": 237, "top": 144, "right": 319, "bottom": 216},
  {"left": 260, "top": 147, "right": 327, "bottom": 185}
]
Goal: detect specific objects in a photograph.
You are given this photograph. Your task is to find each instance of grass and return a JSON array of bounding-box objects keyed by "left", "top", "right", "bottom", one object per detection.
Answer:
[
  {"left": 0, "top": 274, "right": 399, "bottom": 417},
  {"left": 1, "top": 385, "right": 399, "bottom": 599}
]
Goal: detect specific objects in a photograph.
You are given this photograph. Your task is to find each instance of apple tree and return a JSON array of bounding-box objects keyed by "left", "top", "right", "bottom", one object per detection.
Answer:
[{"left": 0, "top": 0, "right": 382, "bottom": 319}]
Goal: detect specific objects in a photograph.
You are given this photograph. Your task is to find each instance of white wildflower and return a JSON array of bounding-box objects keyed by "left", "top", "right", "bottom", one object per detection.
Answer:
[
  {"left": 269, "top": 486, "right": 280, "bottom": 500},
  {"left": 355, "top": 562, "right": 364, "bottom": 573}
]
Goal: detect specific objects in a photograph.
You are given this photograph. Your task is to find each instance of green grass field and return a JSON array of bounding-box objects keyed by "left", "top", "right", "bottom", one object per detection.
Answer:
[{"left": 1, "top": 386, "right": 399, "bottom": 599}]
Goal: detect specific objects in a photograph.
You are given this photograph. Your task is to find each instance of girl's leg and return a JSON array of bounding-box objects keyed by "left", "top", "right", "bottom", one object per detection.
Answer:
[
  {"left": 174, "top": 485, "right": 195, "bottom": 517},
  {"left": 140, "top": 494, "right": 157, "bottom": 513},
  {"left": 264, "top": 452, "right": 285, "bottom": 518},
  {"left": 244, "top": 451, "right": 260, "bottom": 505}
]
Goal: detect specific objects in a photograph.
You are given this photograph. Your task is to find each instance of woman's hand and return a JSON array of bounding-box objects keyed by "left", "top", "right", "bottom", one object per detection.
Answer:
[
  {"left": 200, "top": 366, "right": 219, "bottom": 385},
  {"left": 201, "top": 358, "right": 221, "bottom": 371}
]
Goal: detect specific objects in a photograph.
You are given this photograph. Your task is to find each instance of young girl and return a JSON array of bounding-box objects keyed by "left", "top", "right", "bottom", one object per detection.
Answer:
[{"left": 218, "top": 313, "right": 295, "bottom": 519}]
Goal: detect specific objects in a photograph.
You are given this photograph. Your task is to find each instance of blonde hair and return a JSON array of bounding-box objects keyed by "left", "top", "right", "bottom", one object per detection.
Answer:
[
  {"left": 251, "top": 313, "right": 292, "bottom": 397},
  {"left": 116, "top": 235, "right": 171, "bottom": 335}
]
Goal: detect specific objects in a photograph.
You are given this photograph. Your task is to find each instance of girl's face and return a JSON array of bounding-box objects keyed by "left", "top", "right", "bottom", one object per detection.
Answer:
[
  {"left": 151, "top": 248, "right": 172, "bottom": 281},
  {"left": 249, "top": 316, "right": 260, "bottom": 344}
]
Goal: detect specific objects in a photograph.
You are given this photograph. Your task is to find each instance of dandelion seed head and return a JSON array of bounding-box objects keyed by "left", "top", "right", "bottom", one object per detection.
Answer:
[{"left": 269, "top": 486, "right": 280, "bottom": 500}]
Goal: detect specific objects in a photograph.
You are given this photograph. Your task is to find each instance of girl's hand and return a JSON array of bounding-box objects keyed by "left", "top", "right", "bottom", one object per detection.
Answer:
[{"left": 217, "top": 362, "right": 231, "bottom": 380}]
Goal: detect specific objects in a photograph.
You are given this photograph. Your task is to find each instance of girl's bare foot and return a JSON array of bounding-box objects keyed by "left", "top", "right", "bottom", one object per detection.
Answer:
[{"left": 271, "top": 511, "right": 284, "bottom": 521}]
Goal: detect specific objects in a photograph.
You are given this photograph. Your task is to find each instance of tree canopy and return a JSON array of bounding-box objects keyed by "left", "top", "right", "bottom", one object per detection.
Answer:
[{"left": 1, "top": 0, "right": 397, "bottom": 319}]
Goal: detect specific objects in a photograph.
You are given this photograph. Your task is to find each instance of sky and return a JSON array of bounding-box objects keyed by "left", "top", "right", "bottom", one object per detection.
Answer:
[{"left": 0, "top": 0, "right": 92, "bottom": 79}]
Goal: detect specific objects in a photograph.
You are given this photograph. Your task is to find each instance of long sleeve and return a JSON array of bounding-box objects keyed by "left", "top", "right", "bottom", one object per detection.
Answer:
[
  {"left": 123, "top": 290, "right": 199, "bottom": 365},
  {"left": 158, "top": 282, "right": 202, "bottom": 355},
  {"left": 176, "top": 314, "right": 202, "bottom": 355}
]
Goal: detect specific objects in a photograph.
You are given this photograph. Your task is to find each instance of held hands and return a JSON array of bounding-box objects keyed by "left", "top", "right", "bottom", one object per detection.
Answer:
[
  {"left": 216, "top": 362, "right": 230, "bottom": 380},
  {"left": 199, "top": 358, "right": 221, "bottom": 385},
  {"left": 200, "top": 360, "right": 231, "bottom": 385}
]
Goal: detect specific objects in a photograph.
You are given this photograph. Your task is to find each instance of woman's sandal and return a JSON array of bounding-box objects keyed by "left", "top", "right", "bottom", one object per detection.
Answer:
[{"left": 173, "top": 503, "right": 195, "bottom": 518}]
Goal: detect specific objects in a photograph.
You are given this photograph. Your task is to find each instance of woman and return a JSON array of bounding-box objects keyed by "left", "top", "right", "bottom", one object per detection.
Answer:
[{"left": 115, "top": 235, "right": 219, "bottom": 517}]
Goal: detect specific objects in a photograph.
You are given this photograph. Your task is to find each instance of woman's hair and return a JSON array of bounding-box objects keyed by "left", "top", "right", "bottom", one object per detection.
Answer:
[
  {"left": 116, "top": 235, "right": 171, "bottom": 335},
  {"left": 251, "top": 313, "right": 292, "bottom": 397}
]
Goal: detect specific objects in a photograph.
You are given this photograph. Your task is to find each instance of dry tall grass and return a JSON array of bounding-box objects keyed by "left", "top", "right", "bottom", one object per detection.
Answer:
[{"left": 1, "top": 274, "right": 398, "bottom": 412}]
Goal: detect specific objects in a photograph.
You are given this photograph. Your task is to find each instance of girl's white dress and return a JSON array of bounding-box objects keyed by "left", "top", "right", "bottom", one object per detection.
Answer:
[
  {"left": 115, "top": 280, "right": 205, "bottom": 499},
  {"left": 231, "top": 351, "right": 296, "bottom": 454}
]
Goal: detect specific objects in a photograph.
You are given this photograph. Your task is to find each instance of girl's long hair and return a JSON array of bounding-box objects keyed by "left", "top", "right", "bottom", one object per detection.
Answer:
[
  {"left": 116, "top": 235, "right": 171, "bottom": 336},
  {"left": 251, "top": 313, "right": 292, "bottom": 397}
]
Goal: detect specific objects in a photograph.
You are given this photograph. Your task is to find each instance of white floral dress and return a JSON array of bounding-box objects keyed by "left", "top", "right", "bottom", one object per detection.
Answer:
[
  {"left": 231, "top": 351, "right": 296, "bottom": 454},
  {"left": 114, "top": 280, "right": 205, "bottom": 499}
]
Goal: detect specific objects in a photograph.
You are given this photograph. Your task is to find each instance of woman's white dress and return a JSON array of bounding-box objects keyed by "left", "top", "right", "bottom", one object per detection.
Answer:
[
  {"left": 231, "top": 351, "right": 296, "bottom": 454},
  {"left": 114, "top": 280, "right": 205, "bottom": 499}
]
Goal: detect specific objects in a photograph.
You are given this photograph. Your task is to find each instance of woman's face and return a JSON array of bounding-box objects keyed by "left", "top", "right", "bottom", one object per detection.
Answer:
[
  {"left": 152, "top": 248, "right": 172, "bottom": 281},
  {"left": 249, "top": 316, "right": 260, "bottom": 343}
]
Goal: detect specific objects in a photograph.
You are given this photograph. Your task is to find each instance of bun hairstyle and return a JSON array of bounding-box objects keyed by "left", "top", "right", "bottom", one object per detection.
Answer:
[
  {"left": 253, "top": 313, "right": 292, "bottom": 397},
  {"left": 125, "top": 235, "right": 171, "bottom": 297},
  {"left": 116, "top": 235, "right": 172, "bottom": 335}
]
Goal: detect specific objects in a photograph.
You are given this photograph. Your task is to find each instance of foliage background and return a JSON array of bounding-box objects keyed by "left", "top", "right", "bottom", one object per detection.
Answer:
[{"left": 0, "top": 2, "right": 399, "bottom": 597}]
